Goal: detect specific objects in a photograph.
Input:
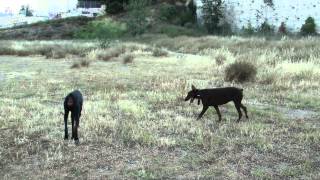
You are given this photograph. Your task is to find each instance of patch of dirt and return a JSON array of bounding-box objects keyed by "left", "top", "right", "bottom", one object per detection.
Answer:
[
  {"left": 284, "top": 109, "right": 317, "bottom": 120},
  {"left": 0, "top": 72, "right": 5, "bottom": 82},
  {"left": 250, "top": 102, "right": 318, "bottom": 120}
]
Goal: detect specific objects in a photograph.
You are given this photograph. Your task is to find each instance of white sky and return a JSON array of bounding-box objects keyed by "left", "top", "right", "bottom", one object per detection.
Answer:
[{"left": 0, "top": 0, "right": 77, "bottom": 15}]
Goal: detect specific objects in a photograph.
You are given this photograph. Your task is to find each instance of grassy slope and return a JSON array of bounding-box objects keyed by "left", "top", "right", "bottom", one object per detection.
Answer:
[
  {"left": 0, "top": 36, "right": 320, "bottom": 179},
  {"left": 0, "top": 16, "right": 94, "bottom": 40}
]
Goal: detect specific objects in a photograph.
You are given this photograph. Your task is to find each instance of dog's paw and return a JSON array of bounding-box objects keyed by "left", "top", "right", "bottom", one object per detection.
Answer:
[{"left": 74, "top": 139, "right": 80, "bottom": 145}]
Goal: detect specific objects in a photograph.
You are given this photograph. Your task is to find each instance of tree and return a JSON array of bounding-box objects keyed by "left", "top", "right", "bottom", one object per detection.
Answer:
[
  {"left": 25, "top": 6, "right": 33, "bottom": 17},
  {"left": 201, "top": 0, "right": 224, "bottom": 34},
  {"left": 263, "top": 0, "right": 274, "bottom": 7},
  {"left": 257, "top": 20, "right": 274, "bottom": 35},
  {"left": 300, "top": 17, "right": 317, "bottom": 36},
  {"left": 241, "top": 22, "right": 255, "bottom": 35},
  {"left": 105, "top": 0, "right": 129, "bottom": 14},
  {"left": 186, "top": 0, "right": 197, "bottom": 23},
  {"left": 278, "top": 22, "right": 287, "bottom": 35},
  {"left": 19, "top": 5, "right": 33, "bottom": 16},
  {"left": 126, "top": 0, "right": 150, "bottom": 35}
]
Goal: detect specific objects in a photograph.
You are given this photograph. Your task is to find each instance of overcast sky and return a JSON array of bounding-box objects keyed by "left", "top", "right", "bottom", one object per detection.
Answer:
[{"left": 0, "top": 0, "right": 77, "bottom": 15}]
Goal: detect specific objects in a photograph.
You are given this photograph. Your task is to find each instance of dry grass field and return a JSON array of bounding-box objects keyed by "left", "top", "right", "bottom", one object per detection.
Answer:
[{"left": 0, "top": 36, "right": 320, "bottom": 179}]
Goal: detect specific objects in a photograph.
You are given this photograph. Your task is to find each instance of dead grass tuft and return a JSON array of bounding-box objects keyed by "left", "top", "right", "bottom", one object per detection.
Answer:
[
  {"left": 214, "top": 54, "right": 227, "bottom": 65},
  {"left": 71, "top": 59, "right": 90, "bottom": 69},
  {"left": 121, "top": 54, "right": 134, "bottom": 64},
  {"left": 225, "top": 61, "right": 257, "bottom": 83},
  {"left": 152, "top": 48, "right": 168, "bottom": 57}
]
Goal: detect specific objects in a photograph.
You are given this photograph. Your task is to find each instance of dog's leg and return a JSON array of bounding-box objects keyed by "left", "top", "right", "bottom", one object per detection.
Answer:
[
  {"left": 64, "top": 110, "right": 69, "bottom": 140},
  {"left": 234, "top": 102, "right": 242, "bottom": 122},
  {"left": 240, "top": 104, "right": 248, "bottom": 118},
  {"left": 71, "top": 113, "right": 75, "bottom": 140},
  {"left": 213, "top": 105, "right": 222, "bottom": 122},
  {"left": 197, "top": 106, "right": 208, "bottom": 120}
]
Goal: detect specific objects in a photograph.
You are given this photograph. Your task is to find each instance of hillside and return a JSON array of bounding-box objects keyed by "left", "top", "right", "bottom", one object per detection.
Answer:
[
  {"left": 0, "top": 2, "right": 202, "bottom": 40},
  {"left": 0, "top": 16, "right": 94, "bottom": 40}
]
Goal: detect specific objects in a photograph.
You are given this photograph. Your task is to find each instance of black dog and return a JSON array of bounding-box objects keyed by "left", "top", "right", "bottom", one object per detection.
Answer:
[
  {"left": 185, "top": 85, "right": 248, "bottom": 122},
  {"left": 64, "top": 90, "right": 83, "bottom": 144}
]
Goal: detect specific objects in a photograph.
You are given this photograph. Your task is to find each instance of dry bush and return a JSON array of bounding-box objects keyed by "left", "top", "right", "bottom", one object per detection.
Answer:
[
  {"left": 215, "top": 54, "right": 227, "bottom": 65},
  {"left": 0, "top": 47, "right": 15, "bottom": 55},
  {"left": 71, "top": 63, "right": 81, "bottom": 69},
  {"left": 0, "top": 40, "right": 94, "bottom": 58},
  {"left": 80, "top": 59, "right": 90, "bottom": 67},
  {"left": 259, "top": 70, "right": 278, "bottom": 85},
  {"left": 154, "top": 36, "right": 223, "bottom": 54},
  {"left": 71, "top": 59, "right": 90, "bottom": 69},
  {"left": 121, "top": 54, "right": 134, "bottom": 64},
  {"left": 143, "top": 46, "right": 154, "bottom": 53},
  {"left": 225, "top": 61, "right": 257, "bottom": 83},
  {"left": 152, "top": 48, "right": 168, "bottom": 57},
  {"left": 97, "top": 47, "right": 125, "bottom": 61},
  {"left": 44, "top": 49, "right": 66, "bottom": 59},
  {"left": 124, "top": 44, "right": 141, "bottom": 52}
]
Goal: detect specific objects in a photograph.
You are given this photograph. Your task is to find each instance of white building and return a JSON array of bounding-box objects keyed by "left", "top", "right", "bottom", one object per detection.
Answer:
[
  {"left": 195, "top": 0, "right": 320, "bottom": 32},
  {"left": 0, "top": 0, "right": 105, "bottom": 29}
]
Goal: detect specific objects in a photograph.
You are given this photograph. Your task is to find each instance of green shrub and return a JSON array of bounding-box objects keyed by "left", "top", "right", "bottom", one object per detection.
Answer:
[
  {"left": 157, "top": 24, "right": 203, "bottom": 37},
  {"left": 126, "top": 0, "right": 150, "bottom": 36},
  {"left": 159, "top": 3, "right": 178, "bottom": 21},
  {"left": 257, "top": 21, "right": 274, "bottom": 35},
  {"left": 225, "top": 61, "right": 257, "bottom": 83},
  {"left": 74, "top": 19, "right": 127, "bottom": 39},
  {"left": 106, "top": 0, "right": 129, "bottom": 14},
  {"left": 179, "top": 9, "right": 196, "bottom": 26},
  {"left": 300, "top": 17, "right": 317, "bottom": 36},
  {"left": 220, "top": 21, "right": 233, "bottom": 35},
  {"left": 241, "top": 22, "right": 255, "bottom": 35},
  {"left": 159, "top": 3, "right": 196, "bottom": 26}
]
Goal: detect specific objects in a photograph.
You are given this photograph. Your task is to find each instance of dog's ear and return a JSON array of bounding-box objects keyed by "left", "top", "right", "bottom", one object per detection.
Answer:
[{"left": 191, "top": 85, "right": 196, "bottom": 90}]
